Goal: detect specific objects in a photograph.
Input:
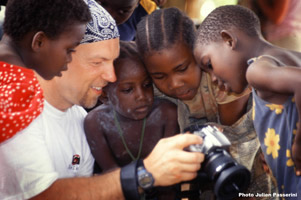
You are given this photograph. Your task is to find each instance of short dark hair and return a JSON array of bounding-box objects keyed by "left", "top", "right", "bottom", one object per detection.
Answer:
[
  {"left": 117, "top": 41, "right": 140, "bottom": 61},
  {"left": 136, "top": 7, "right": 196, "bottom": 56},
  {"left": 3, "top": 0, "right": 91, "bottom": 41},
  {"left": 114, "top": 41, "right": 143, "bottom": 70},
  {"left": 196, "top": 5, "right": 261, "bottom": 45}
]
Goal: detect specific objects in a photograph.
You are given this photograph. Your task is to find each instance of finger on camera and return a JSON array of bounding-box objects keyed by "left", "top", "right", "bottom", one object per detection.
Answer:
[
  {"left": 175, "top": 150, "right": 204, "bottom": 163},
  {"left": 169, "top": 133, "right": 203, "bottom": 149}
]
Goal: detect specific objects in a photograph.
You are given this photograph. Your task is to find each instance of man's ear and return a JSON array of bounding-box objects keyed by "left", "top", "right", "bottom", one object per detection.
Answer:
[
  {"left": 31, "top": 31, "right": 47, "bottom": 52},
  {"left": 220, "top": 30, "right": 237, "bottom": 49}
]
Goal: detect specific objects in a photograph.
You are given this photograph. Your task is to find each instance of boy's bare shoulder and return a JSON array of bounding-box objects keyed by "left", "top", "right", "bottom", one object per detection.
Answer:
[
  {"left": 84, "top": 103, "right": 113, "bottom": 124},
  {"left": 264, "top": 48, "right": 301, "bottom": 66}
]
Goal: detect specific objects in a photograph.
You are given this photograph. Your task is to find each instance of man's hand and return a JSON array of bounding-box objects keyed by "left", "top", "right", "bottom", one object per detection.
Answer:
[{"left": 143, "top": 133, "right": 204, "bottom": 186}]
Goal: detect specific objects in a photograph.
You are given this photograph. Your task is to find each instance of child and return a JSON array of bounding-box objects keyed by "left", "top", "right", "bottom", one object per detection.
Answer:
[
  {"left": 0, "top": 0, "right": 91, "bottom": 143},
  {"left": 84, "top": 41, "right": 179, "bottom": 199},
  {"left": 95, "top": 0, "right": 157, "bottom": 41},
  {"left": 194, "top": 4, "right": 301, "bottom": 196},
  {"left": 136, "top": 7, "right": 272, "bottom": 199}
]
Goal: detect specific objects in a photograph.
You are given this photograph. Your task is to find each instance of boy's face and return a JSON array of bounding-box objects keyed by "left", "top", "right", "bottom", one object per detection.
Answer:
[
  {"left": 193, "top": 42, "right": 248, "bottom": 94},
  {"left": 143, "top": 42, "right": 201, "bottom": 101},
  {"left": 38, "top": 23, "right": 86, "bottom": 80},
  {"left": 105, "top": 58, "right": 154, "bottom": 120},
  {"left": 95, "top": 0, "right": 139, "bottom": 25}
]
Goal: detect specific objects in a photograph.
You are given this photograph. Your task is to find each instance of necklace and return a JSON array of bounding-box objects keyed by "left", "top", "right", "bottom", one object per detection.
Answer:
[{"left": 113, "top": 110, "right": 146, "bottom": 161}]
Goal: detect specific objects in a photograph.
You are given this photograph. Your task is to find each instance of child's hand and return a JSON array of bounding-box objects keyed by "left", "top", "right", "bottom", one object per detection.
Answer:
[{"left": 292, "top": 129, "right": 301, "bottom": 176}]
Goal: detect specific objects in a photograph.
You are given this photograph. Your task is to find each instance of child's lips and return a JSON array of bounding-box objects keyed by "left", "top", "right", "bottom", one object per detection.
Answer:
[
  {"left": 176, "top": 89, "right": 193, "bottom": 100},
  {"left": 135, "top": 105, "right": 149, "bottom": 113}
]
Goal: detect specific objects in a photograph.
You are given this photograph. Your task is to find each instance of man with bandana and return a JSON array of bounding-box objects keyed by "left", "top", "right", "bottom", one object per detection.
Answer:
[{"left": 0, "top": 0, "right": 204, "bottom": 199}]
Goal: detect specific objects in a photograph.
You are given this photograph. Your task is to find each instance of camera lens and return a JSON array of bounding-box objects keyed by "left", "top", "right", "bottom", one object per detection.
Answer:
[
  {"left": 203, "top": 149, "right": 251, "bottom": 200},
  {"left": 215, "top": 165, "right": 250, "bottom": 199}
]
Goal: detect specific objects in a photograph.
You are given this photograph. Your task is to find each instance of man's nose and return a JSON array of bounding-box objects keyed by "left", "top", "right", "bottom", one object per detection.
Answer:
[{"left": 101, "top": 62, "right": 117, "bottom": 83}]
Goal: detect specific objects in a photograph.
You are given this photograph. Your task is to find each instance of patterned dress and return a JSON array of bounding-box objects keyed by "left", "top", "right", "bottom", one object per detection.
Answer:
[
  {"left": 252, "top": 89, "right": 301, "bottom": 197},
  {"left": 0, "top": 61, "right": 44, "bottom": 143}
]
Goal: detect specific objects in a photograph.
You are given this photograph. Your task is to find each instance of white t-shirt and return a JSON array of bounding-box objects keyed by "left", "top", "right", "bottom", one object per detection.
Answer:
[{"left": 0, "top": 101, "right": 94, "bottom": 200}]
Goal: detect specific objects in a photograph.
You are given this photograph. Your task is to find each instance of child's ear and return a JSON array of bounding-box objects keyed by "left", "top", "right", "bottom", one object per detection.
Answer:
[
  {"left": 31, "top": 31, "right": 47, "bottom": 52},
  {"left": 220, "top": 30, "right": 237, "bottom": 49}
]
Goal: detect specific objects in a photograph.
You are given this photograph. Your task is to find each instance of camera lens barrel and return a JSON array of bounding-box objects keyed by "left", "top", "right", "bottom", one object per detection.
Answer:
[{"left": 203, "top": 148, "right": 251, "bottom": 200}]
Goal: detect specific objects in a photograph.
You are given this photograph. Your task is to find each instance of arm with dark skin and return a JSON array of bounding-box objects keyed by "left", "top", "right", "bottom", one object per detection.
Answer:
[
  {"left": 150, "top": 99, "right": 180, "bottom": 200},
  {"left": 84, "top": 105, "right": 119, "bottom": 172},
  {"left": 246, "top": 57, "right": 301, "bottom": 175},
  {"left": 218, "top": 93, "right": 250, "bottom": 126},
  {"left": 158, "top": 99, "right": 180, "bottom": 138}
]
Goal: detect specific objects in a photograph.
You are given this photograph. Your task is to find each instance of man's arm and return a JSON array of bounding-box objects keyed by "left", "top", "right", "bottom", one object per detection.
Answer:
[
  {"left": 31, "top": 134, "right": 204, "bottom": 200},
  {"left": 30, "top": 169, "right": 123, "bottom": 200}
]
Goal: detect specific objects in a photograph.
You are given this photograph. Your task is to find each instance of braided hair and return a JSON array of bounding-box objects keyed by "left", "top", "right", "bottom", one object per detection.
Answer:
[{"left": 136, "top": 7, "right": 196, "bottom": 56}]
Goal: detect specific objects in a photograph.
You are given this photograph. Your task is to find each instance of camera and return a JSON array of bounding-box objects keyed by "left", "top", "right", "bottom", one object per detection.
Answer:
[{"left": 185, "top": 125, "right": 251, "bottom": 200}]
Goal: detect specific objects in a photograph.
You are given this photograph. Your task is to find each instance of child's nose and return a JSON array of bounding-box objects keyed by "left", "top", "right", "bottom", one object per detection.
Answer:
[
  {"left": 168, "top": 77, "right": 184, "bottom": 90},
  {"left": 136, "top": 87, "right": 147, "bottom": 101}
]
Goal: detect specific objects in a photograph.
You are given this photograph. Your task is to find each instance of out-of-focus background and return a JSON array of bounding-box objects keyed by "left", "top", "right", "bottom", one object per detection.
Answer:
[
  {"left": 162, "top": 0, "right": 237, "bottom": 24},
  {"left": 161, "top": 0, "right": 301, "bottom": 51},
  {"left": 0, "top": 0, "right": 300, "bottom": 51}
]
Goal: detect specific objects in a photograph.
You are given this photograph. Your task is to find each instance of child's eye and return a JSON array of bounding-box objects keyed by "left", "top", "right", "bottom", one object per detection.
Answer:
[
  {"left": 67, "top": 49, "right": 76, "bottom": 54},
  {"left": 118, "top": 9, "right": 131, "bottom": 14},
  {"left": 177, "top": 65, "right": 188, "bottom": 72},
  {"left": 121, "top": 88, "right": 132, "bottom": 94},
  {"left": 144, "top": 81, "right": 153, "bottom": 88},
  {"left": 206, "top": 61, "right": 213, "bottom": 70},
  {"left": 152, "top": 74, "right": 165, "bottom": 80}
]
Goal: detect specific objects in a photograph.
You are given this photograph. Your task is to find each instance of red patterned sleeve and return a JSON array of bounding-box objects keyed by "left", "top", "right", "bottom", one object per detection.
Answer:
[{"left": 0, "top": 61, "right": 44, "bottom": 143}]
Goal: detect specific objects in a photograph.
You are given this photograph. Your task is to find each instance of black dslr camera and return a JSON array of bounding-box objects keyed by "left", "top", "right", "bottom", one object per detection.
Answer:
[{"left": 185, "top": 125, "right": 251, "bottom": 200}]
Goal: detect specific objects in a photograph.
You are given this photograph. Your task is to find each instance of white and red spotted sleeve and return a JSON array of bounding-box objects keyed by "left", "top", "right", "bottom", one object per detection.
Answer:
[{"left": 0, "top": 61, "right": 44, "bottom": 143}]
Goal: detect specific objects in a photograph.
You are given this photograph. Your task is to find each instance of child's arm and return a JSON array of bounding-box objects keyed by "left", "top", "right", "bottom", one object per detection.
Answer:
[
  {"left": 160, "top": 100, "right": 180, "bottom": 137},
  {"left": 84, "top": 109, "right": 119, "bottom": 172},
  {"left": 246, "top": 58, "right": 301, "bottom": 175},
  {"left": 218, "top": 94, "right": 250, "bottom": 125}
]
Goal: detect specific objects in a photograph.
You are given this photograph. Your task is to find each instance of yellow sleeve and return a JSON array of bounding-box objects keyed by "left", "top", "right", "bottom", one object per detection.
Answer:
[
  {"left": 207, "top": 73, "right": 252, "bottom": 105},
  {"left": 140, "top": 0, "right": 157, "bottom": 14}
]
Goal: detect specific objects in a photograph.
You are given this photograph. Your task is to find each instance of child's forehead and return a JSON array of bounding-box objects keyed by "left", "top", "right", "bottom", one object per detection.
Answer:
[
  {"left": 101, "top": 0, "right": 138, "bottom": 8},
  {"left": 115, "top": 57, "right": 145, "bottom": 74}
]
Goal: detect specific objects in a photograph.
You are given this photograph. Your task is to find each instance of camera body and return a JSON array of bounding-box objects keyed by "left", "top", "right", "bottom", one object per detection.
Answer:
[{"left": 185, "top": 125, "right": 251, "bottom": 200}]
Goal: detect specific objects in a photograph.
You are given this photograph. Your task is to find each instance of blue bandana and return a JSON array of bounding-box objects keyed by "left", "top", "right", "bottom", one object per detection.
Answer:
[{"left": 81, "top": 0, "right": 120, "bottom": 44}]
